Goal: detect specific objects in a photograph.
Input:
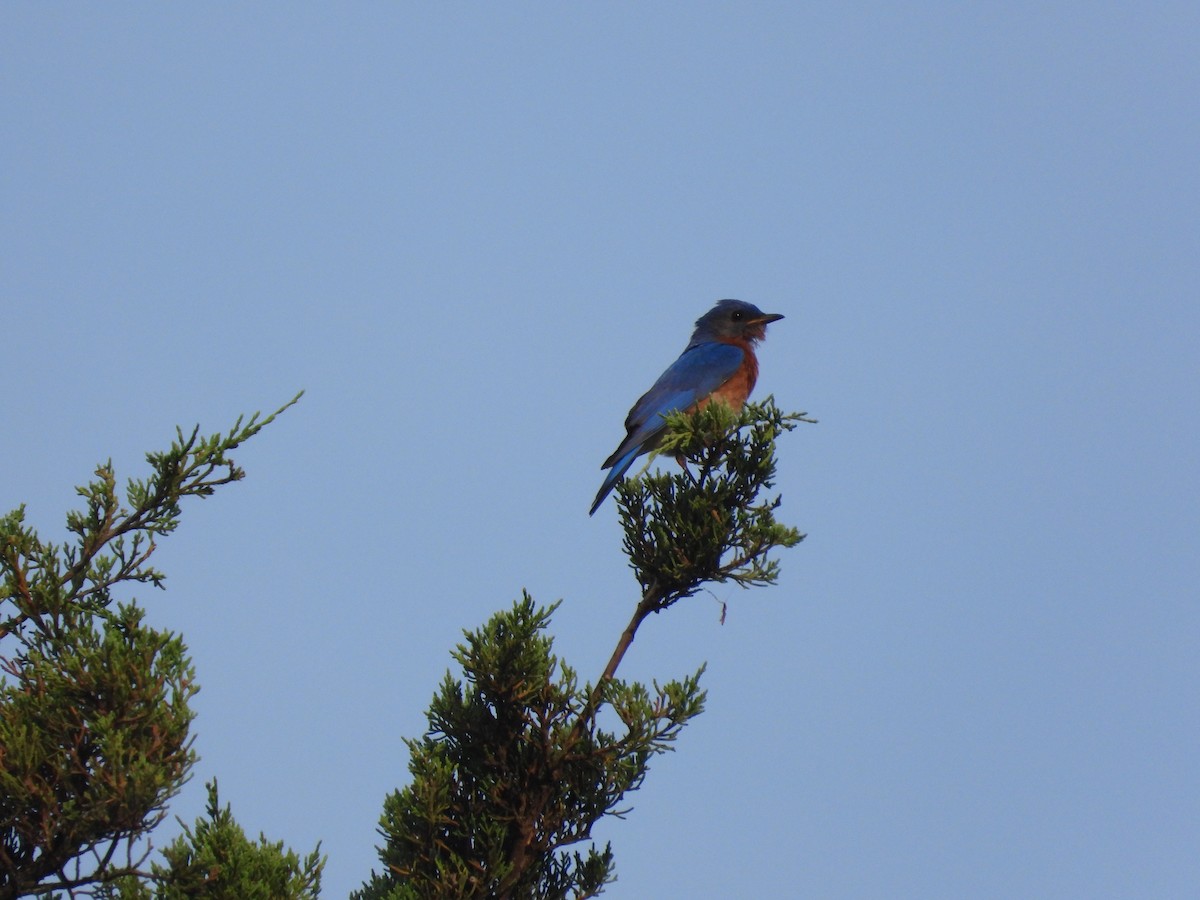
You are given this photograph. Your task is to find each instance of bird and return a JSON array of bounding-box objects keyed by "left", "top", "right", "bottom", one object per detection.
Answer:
[{"left": 589, "top": 298, "right": 784, "bottom": 515}]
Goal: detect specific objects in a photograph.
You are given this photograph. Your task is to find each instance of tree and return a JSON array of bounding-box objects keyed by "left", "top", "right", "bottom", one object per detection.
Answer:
[
  {"left": 2, "top": 393, "right": 809, "bottom": 899},
  {"left": 356, "top": 399, "right": 812, "bottom": 900},
  {"left": 100, "top": 781, "right": 322, "bottom": 900},
  {"left": 0, "top": 395, "right": 317, "bottom": 899}
]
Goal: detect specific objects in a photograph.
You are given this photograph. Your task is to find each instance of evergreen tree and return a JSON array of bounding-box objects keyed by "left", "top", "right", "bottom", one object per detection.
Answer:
[
  {"left": 357, "top": 399, "right": 812, "bottom": 899},
  {"left": 0, "top": 395, "right": 318, "bottom": 899},
  {"left": 2, "top": 392, "right": 808, "bottom": 899},
  {"left": 101, "top": 782, "right": 322, "bottom": 900}
]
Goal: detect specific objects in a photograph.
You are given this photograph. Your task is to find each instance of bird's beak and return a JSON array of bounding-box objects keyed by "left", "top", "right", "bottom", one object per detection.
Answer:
[{"left": 753, "top": 312, "right": 785, "bottom": 325}]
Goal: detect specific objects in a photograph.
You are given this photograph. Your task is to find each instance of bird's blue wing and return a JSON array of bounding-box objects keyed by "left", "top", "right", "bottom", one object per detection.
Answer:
[
  {"left": 590, "top": 341, "right": 744, "bottom": 515},
  {"left": 606, "top": 341, "right": 744, "bottom": 467}
]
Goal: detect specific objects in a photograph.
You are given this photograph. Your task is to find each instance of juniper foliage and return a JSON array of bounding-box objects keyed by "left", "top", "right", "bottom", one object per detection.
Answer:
[
  {"left": 358, "top": 398, "right": 812, "bottom": 899},
  {"left": 0, "top": 395, "right": 307, "bottom": 899}
]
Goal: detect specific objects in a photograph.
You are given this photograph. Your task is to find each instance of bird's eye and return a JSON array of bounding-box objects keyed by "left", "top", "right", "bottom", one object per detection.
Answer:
[{"left": 731, "top": 310, "right": 743, "bottom": 321}]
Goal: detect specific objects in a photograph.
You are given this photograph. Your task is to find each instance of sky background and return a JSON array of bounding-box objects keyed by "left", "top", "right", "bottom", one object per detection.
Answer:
[{"left": 3, "top": 4, "right": 1198, "bottom": 898}]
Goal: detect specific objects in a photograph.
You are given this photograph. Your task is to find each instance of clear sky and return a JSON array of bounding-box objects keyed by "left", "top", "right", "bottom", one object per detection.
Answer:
[{"left": 3, "top": 4, "right": 1197, "bottom": 898}]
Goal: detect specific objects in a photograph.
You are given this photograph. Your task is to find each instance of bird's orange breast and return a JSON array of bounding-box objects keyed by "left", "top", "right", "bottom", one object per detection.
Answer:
[{"left": 696, "top": 338, "right": 759, "bottom": 412}]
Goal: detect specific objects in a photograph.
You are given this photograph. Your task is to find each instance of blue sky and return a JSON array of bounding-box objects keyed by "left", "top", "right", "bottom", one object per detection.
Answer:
[{"left": 3, "top": 4, "right": 1197, "bottom": 897}]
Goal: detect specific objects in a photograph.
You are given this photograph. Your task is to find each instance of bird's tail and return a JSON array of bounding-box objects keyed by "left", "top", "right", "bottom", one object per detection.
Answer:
[{"left": 588, "top": 447, "right": 641, "bottom": 516}]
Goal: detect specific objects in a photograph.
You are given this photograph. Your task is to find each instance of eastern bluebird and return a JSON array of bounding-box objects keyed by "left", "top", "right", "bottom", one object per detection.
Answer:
[{"left": 590, "top": 298, "right": 784, "bottom": 516}]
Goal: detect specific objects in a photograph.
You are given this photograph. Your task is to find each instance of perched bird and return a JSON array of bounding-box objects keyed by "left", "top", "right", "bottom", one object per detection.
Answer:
[{"left": 589, "top": 298, "right": 784, "bottom": 515}]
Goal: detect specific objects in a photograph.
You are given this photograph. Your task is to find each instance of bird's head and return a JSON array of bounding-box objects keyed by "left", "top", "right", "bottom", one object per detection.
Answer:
[{"left": 692, "top": 299, "right": 784, "bottom": 345}]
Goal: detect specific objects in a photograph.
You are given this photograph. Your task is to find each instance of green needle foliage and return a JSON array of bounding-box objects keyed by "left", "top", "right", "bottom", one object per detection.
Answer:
[
  {"left": 0, "top": 394, "right": 307, "bottom": 899},
  {"left": 354, "top": 598, "right": 705, "bottom": 900},
  {"left": 101, "top": 782, "right": 323, "bottom": 900},
  {"left": 619, "top": 397, "right": 813, "bottom": 608},
  {"left": 358, "top": 398, "right": 812, "bottom": 899}
]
